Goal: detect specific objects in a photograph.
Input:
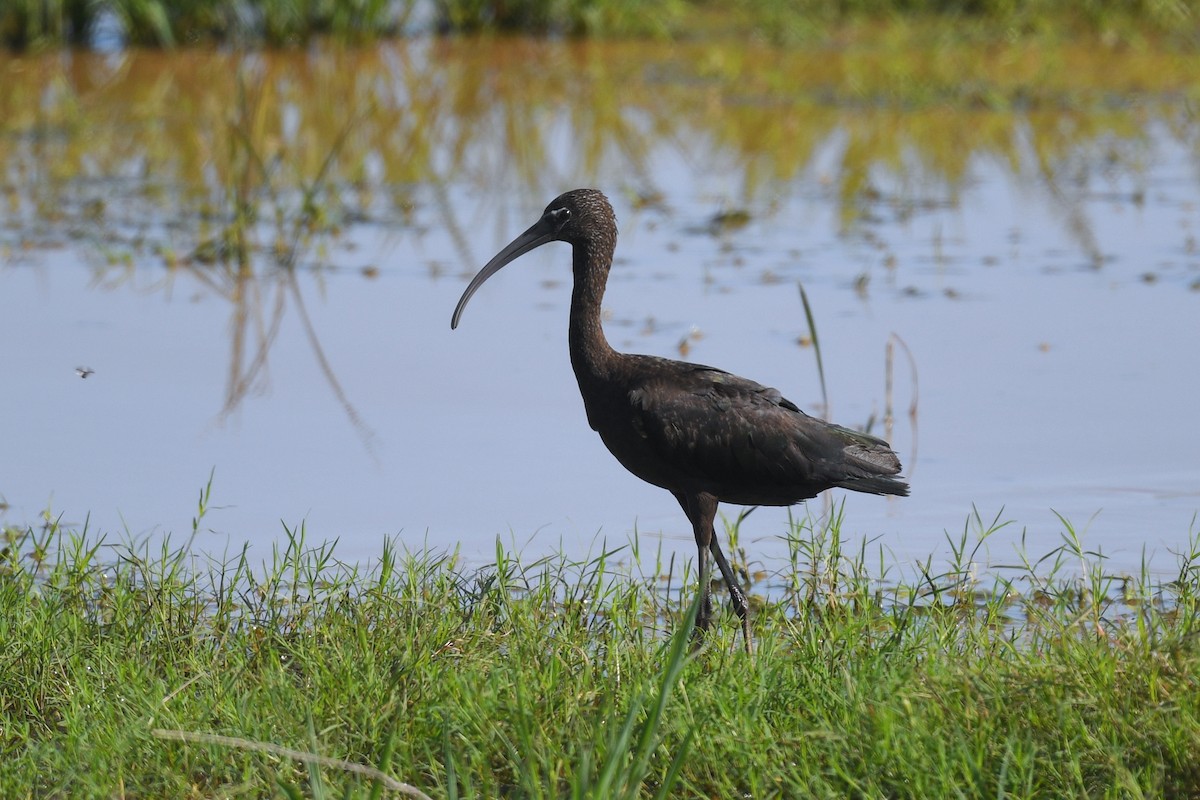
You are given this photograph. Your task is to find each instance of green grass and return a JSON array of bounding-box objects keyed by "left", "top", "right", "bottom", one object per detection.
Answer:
[
  {"left": 0, "top": 0, "right": 413, "bottom": 48},
  {"left": 2, "top": 489, "right": 1199, "bottom": 798}
]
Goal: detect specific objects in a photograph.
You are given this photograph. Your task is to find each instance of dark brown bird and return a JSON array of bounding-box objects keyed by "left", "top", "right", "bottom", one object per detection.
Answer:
[{"left": 452, "top": 189, "right": 907, "bottom": 651}]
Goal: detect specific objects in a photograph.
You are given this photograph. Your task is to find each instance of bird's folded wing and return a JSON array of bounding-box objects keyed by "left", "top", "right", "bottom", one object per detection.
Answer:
[{"left": 626, "top": 366, "right": 836, "bottom": 487}]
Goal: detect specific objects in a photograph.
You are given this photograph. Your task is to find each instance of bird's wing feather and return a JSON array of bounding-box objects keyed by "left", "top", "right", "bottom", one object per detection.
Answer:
[{"left": 624, "top": 360, "right": 901, "bottom": 496}]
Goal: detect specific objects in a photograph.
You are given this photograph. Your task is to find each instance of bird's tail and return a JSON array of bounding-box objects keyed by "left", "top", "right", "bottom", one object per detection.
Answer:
[
  {"left": 837, "top": 474, "right": 910, "bottom": 497},
  {"left": 834, "top": 427, "right": 909, "bottom": 497}
]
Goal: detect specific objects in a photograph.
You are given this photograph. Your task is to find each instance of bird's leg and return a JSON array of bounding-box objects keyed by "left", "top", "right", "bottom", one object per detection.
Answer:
[
  {"left": 676, "top": 492, "right": 716, "bottom": 640},
  {"left": 709, "top": 536, "right": 753, "bottom": 654}
]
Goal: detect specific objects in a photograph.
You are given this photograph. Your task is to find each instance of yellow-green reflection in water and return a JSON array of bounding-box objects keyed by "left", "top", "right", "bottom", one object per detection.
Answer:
[
  {"left": 1, "top": 36, "right": 1198, "bottom": 569},
  {"left": 2, "top": 37, "right": 1197, "bottom": 235}
]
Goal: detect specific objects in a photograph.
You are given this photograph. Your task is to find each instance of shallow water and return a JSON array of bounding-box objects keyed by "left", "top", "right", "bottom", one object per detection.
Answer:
[{"left": 1, "top": 41, "right": 1198, "bottom": 575}]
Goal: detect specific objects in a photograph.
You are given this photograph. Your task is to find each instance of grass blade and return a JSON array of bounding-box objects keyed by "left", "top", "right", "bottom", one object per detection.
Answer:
[{"left": 798, "top": 281, "right": 828, "bottom": 416}]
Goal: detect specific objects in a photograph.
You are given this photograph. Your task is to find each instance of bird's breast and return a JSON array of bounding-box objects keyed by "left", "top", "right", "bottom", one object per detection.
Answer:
[{"left": 575, "top": 384, "right": 680, "bottom": 490}]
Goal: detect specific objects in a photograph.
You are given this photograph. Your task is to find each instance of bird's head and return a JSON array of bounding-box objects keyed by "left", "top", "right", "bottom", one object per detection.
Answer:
[
  {"left": 539, "top": 188, "right": 617, "bottom": 249},
  {"left": 451, "top": 188, "right": 617, "bottom": 329}
]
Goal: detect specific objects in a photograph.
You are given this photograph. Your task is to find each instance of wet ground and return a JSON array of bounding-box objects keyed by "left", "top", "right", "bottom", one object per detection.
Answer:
[{"left": 2, "top": 40, "right": 1198, "bottom": 574}]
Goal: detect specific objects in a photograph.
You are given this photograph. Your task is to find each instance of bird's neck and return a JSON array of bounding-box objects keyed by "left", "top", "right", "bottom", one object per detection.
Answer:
[{"left": 568, "top": 241, "right": 617, "bottom": 385}]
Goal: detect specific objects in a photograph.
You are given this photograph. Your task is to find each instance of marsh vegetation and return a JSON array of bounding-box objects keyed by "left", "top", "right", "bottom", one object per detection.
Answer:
[
  {"left": 3, "top": 499, "right": 1200, "bottom": 797},
  {"left": 4, "top": 0, "right": 1200, "bottom": 46}
]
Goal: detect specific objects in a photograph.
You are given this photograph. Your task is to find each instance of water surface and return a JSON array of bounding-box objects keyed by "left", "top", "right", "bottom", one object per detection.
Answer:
[{"left": 2, "top": 40, "right": 1198, "bottom": 574}]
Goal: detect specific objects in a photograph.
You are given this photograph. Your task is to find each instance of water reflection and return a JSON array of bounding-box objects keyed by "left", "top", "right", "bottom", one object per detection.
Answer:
[
  {"left": 1, "top": 37, "right": 1198, "bottom": 569},
  {"left": 4, "top": 40, "right": 1197, "bottom": 388},
  {"left": 3, "top": 41, "right": 1197, "bottom": 246}
]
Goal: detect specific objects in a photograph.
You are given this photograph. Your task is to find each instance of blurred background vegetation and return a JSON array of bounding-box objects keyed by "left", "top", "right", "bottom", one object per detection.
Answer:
[
  {"left": 1, "top": 0, "right": 1197, "bottom": 49},
  {"left": 4, "top": 38, "right": 1195, "bottom": 257},
  {"left": 2, "top": 0, "right": 1197, "bottom": 298}
]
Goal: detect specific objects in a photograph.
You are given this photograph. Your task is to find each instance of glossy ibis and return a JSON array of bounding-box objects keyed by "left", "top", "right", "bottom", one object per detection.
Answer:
[{"left": 452, "top": 189, "right": 908, "bottom": 651}]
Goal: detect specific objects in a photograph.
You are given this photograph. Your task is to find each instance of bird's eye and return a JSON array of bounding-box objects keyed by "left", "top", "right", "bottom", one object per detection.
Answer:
[{"left": 549, "top": 207, "right": 571, "bottom": 228}]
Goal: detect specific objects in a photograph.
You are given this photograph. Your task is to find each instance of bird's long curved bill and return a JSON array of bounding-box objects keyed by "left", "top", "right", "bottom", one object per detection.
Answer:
[{"left": 451, "top": 218, "right": 556, "bottom": 329}]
